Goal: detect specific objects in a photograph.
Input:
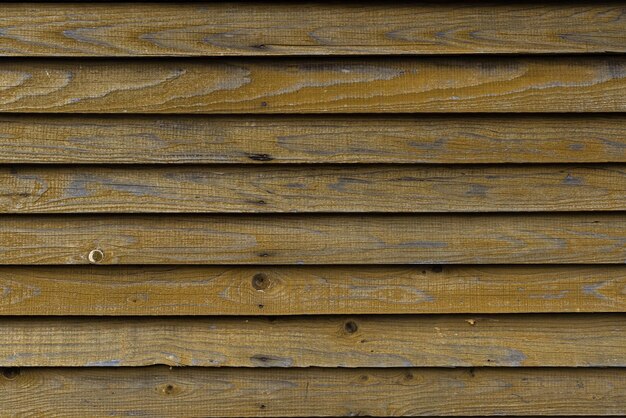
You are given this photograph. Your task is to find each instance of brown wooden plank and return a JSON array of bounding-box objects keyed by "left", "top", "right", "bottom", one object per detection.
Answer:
[
  {"left": 1, "top": 265, "right": 626, "bottom": 315},
  {"left": 1, "top": 57, "right": 625, "bottom": 113},
  {"left": 2, "top": 367, "right": 625, "bottom": 416},
  {"left": 0, "top": 214, "right": 624, "bottom": 265},
  {"left": 3, "top": 164, "right": 625, "bottom": 213},
  {"left": 2, "top": 315, "right": 625, "bottom": 367},
  {"left": 2, "top": 3, "right": 625, "bottom": 56},
  {"left": 2, "top": 115, "right": 626, "bottom": 164}
]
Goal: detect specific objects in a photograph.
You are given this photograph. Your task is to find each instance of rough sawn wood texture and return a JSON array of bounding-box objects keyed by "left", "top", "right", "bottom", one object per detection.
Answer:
[{"left": 2, "top": 1, "right": 626, "bottom": 416}]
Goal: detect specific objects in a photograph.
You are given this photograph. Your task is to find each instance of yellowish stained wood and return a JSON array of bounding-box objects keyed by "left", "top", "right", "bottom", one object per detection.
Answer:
[
  {"left": 2, "top": 315, "right": 625, "bottom": 367},
  {"left": 0, "top": 214, "right": 624, "bottom": 264},
  {"left": 1, "top": 57, "right": 625, "bottom": 113},
  {"left": 2, "top": 115, "right": 625, "bottom": 164},
  {"left": 2, "top": 367, "right": 625, "bottom": 416},
  {"left": 1, "top": 3, "right": 625, "bottom": 56},
  {"left": 1, "top": 265, "right": 625, "bottom": 315},
  {"left": 0, "top": 114, "right": 626, "bottom": 164},
  {"left": 2, "top": 1, "right": 626, "bottom": 415},
  {"left": 2, "top": 165, "right": 625, "bottom": 213}
]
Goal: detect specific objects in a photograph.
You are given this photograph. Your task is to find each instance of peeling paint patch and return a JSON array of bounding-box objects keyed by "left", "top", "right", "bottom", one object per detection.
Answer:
[
  {"left": 529, "top": 290, "right": 569, "bottom": 300},
  {"left": 563, "top": 173, "right": 584, "bottom": 185},
  {"left": 250, "top": 355, "right": 294, "bottom": 367},
  {"left": 504, "top": 349, "right": 527, "bottom": 367},
  {"left": 85, "top": 359, "right": 122, "bottom": 367},
  {"left": 582, "top": 282, "right": 610, "bottom": 300},
  {"left": 466, "top": 184, "right": 488, "bottom": 197},
  {"left": 395, "top": 241, "right": 448, "bottom": 249},
  {"left": 328, "top": 177, "right": 369, "bottom": 192}
]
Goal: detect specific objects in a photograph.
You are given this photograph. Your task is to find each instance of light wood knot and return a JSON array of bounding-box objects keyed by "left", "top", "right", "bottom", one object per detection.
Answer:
[
  {"left": 88, "top": 249, "right": 104, "bottom": 264},
  {"left": 158, "top": 383, "right": 179, "bottom": 396}
]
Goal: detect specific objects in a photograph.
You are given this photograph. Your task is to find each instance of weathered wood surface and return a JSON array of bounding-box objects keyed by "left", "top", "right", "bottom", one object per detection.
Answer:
[
  {"left": 2, "top": 367, "right": 625, "bottom": 416},
  {"left": 3, "top": 2, "right": 626, "bottom": 417},
  {"left": 2, "top": 315, "right": 625, "bottom": 367},
  {"left": 1, "top": 57, "right": 625, "bottom": 113},
  {"left": 2, "top": 3, "right": 625, "bottom": 56},
  {"left": 2, "top": 265, "right": 625, "bottom": 315},
  {"left": 0, "top": 214, "right": 624, "bottom": 265},
  {"left": 3, "top": 165, "right": 625, "bottom": 213},
  {"left": 1, "top": 115, "right": 626, "bottom": 164}
]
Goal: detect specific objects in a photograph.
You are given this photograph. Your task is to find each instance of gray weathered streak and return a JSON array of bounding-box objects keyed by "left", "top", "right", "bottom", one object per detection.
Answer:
[
  {"left": 1, "top": 57, "right": 625, "bottom": 113},
  {"left": 1, "top": 315, "right": 625, "bottom": 367},
  {"left": 2, "top": 367, "right": 626, "bottom": 417},
  {"left": 1, "top": 3, "right": 625, "bottom": 56},
  {"left": 2, "top": 165, "right": 625, "bottom": 213},
  {"left": 1, "top": 115, "right": 625, "bottom": 164},
  {"left": 0, "top": 214, "right": 624, "bottom": 264},
  {"left": 1, "top": 265, "right": 625, "bottom": 315}
]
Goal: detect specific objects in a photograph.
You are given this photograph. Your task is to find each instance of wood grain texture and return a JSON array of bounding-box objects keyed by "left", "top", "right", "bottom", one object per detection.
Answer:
[
  {"left": 2, "top": 315, "right": 626, "bottom": 367},
  {"left": 1, "top": 265, "right": 625, "bottom": 315},
  {"left": 0, "top": 214, "right": 624, "bottom": 265},
  {"left": 2, "top": 114, "right": 626, "bottom": 164},
  {"left": 2, "top": 367, "right": 625, "bottom": 417},
  {"left": 1, "top": 57, "right": 625, "bottom": 113},
  {"left": 2, "top": 3, "right": 625, "bottom": 56},
  {"left": 3, "top": 164, "right": 625, "bottom": 213}
]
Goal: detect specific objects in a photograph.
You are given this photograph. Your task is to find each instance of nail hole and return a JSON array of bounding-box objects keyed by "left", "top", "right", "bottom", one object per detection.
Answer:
[
  {"left": 88, "top": 249, "right": 104, "bottom": 264},
  {"left": 252, "top": 273, "right": 270, "bottom": 290},
  {"left": 344, "top": 321, "right": 358, "bottom": 334},
  {"left": 127, "top": 293, "right": 148, "bottom": 304}
]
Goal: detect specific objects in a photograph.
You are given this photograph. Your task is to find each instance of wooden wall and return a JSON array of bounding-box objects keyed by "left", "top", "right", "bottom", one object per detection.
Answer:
[{"left": 1, "top": 2, "right": 626, "bottom": 416}]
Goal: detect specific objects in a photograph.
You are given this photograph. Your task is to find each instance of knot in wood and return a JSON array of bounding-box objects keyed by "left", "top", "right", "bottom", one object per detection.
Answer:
[{"left": 88, "top": 249, "right": 104, "bottom": 264}]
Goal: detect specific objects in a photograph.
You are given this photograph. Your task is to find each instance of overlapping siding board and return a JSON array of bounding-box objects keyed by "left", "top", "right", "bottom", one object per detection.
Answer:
[{"left": 1, "top": 2, "right": 625, "bottom": 417}]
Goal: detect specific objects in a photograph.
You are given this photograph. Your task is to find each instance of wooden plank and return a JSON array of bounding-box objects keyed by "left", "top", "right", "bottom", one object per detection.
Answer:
[
  {"left": 2, "top": 315, "right": 625, "bottom": 367},
  {"left": 0, "top": 214, "right": 624, "bottom": 265},
  {"left": 1, "top": 265, "right": 626, "bottom": 315},
  {"left": 2, "top": 3, "right": 625, "bottom": 56},
  {"left": 3, "top": 164, "right": 625, "bottom": 213},
  {"left": 1, "top": 57, "right": 625, "bottom": 113},
  {"left": 2, "top": 115, "right": 626, "bottom": 164},
  {"left": 2, "top": 367, "right": 625, "bottom": 416}
]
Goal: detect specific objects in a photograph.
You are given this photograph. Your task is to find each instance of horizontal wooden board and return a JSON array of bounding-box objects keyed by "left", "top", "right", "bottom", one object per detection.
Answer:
[
  {"left": 2, "top": 3, "right": 625, "bottom": 56},
  {"left": 3, "top": 164, "right": 625, "bottom": 213},
  {"left": 2, "top": 115, "right": 626, "bottom": 164},
  {"left": 1, "top": 57, "right": 625, "bottom": 113},
  {"left": 1, "top": 265, "right": 626, "bottom": 315},
  {"left": 2, "top": 315, "right": 625, "bottom": 367},
  {"left": 0, "top": 214, "right": 625, "bottom": 264},
  {"left": 2, "top": 367, "right": 625, "bottom": 416}
]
